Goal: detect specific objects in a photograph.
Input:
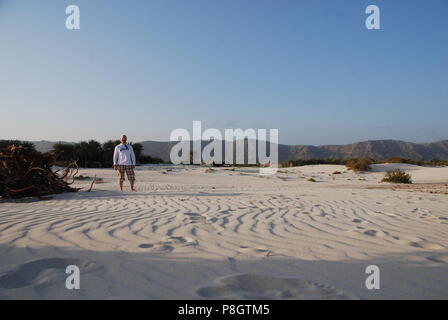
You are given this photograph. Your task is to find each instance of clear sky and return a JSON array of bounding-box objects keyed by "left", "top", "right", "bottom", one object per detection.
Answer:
[{"left": 0, "top": 0, "right": 447, "bottom": 145}]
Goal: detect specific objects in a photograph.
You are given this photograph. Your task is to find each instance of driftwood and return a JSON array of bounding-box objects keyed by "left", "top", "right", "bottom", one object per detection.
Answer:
[
  {"left": 0, "top": 145, "right": 80, "bottom": 198},
  {"left": 87, "top": 175, "right": 97, "bottom": 192}
]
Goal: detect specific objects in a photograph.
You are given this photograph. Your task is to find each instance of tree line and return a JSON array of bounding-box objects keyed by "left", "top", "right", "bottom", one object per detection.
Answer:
[
  {"left": 2, "top": 140, "right": 448, "bottom": 168},
  {"left": 0, "top": 140, "right": 164, "bottom": 168}
]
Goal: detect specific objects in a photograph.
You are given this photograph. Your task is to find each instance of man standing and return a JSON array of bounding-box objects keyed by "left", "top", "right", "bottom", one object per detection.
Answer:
[{"left": 113, "top": 135, "right": 137, "bottom": 192}]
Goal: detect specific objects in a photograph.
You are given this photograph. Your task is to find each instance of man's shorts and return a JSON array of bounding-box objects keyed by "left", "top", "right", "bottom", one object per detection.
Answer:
[{"left": 118, "top": 165, "right": 136, "bottom": 182}]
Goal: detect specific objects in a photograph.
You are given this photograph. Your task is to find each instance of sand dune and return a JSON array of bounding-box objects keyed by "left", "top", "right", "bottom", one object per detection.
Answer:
[{"left": 0, "top": 164, "right": 447, "bottom": 299}]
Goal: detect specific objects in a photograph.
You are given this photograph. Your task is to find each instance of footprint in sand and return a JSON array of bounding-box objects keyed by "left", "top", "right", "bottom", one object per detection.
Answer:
[
  {"left": 168, "top": 236, "right": 198, "bottom": 245},
  {"left": 363, "top": 229, "right": 381, "bottom": 237},
  {"left": 238, "top": 246, "right": 274, "bottom": 257},
  {"left": 184, "top": 212, "right": 207, "bottom": 224},
  {"left": 359, "top": 229, "right": 400, "bottom": 241},
  {"left": 426, "top": 255, "right": 448, "bottom": 263},
  {"left": 318, "top": 212, "right": 332, "bottom": 218},
  {"left": 0, "top": 258, "right": 92, "bottom": 289},
  {"left": 138, "top": 243, "right": 174, "bottom": 252},
  {"left": 139, "top": 236, "right": 198, "bottom": 252},
  {"left": 412, "top": 208, "right": 435, "bottom": 219},
  {"left": 227, "top": 257, "right": 237, "bottom": 264},
  {"left": 138, "top": 243, "right": 155, "bottom": 249},
  {"left": 409, "top": 240, "right": 444, "bottom": 250},
  {"left": 196, "top": 274, "right": 358, "bottom": 300}
]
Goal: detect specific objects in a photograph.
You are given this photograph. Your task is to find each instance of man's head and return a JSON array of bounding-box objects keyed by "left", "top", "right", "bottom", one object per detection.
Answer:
[{"left": 120, "top": 135, "right": 128, "bottom": 144}]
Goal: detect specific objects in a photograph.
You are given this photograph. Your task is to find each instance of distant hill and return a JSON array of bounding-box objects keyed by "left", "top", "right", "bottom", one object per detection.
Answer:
[
  {"left": 139, "top": 139, "right": 448, "bottom": 162},
  {"left": 32, "top": 139, "right": 448, "bottom": 162},
  {"left": 32, "top": 140, "right": 74, "bottom": 153},
  {"left": 282, "top": 140, "right": 448, "bottom": 161}
]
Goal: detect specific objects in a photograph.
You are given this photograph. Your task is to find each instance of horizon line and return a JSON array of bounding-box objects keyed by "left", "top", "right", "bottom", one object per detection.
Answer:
[{"left": 9, "top": 137, "right": 448, "bottom": 147}]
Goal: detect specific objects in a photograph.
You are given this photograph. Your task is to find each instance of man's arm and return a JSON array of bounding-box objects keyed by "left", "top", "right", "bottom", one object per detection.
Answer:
[
  {"left": 113, "top": 146, "right": 119, "bottom": 168},
  {"left": 130, "top": 145, "right": 136, "bottom": 166}
]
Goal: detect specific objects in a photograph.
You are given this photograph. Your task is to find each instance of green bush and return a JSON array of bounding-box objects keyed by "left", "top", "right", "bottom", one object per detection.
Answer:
[
  {"left": 0, "top": 140, "right": 36, "bottom": 153},
  {"left": 346, "top": 158, "right": 371, "bottom": 172},
  {"left": 381, "top": 169, "right": 412, "bottom": 184},
  {"left": 139, "top": 155, "right": 164, "bottom": 164},
  {"left": 285, "top": 158, "right": 347, "bottom": 167},
  {"left": 282, "top": 157, "right": 448, "bottom": 169}
]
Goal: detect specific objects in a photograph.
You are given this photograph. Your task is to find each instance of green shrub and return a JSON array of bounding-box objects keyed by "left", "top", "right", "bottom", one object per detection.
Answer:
[
  {"left": 285, "top": 158, "right": 347, "bottom": 167},
  {"left": 426, "top": 159, "right": 448, "bottom": 167},
  {"left": 0, "top": 140, "right": 36, "bottom": 153},
  {"left": 139, "top": 154, "right": 164, "bottom": 164},
  {"left": 307, "top": 178, "right": 316, "bottom": 182},
  {"left": 74, "top": 175, "right": 91, "bottom": 181},
  {"left": 346, "top": 158, "right": 371, "bottom": 172},
  {"left": 381, "top": 169, "right": 412, "bottom": 184},
  {"left": 382, "top": 157, "right": 424, "bottom": 166}
]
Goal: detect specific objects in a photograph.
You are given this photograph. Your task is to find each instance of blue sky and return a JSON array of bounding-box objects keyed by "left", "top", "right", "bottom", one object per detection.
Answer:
[{"left": 0, "top": 0, "right": 447, "bottom": 145}]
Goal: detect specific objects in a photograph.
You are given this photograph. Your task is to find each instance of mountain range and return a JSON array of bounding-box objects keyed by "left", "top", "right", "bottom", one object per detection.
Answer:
[{"left": 31, "top": 139, "right": 448, "bottom": 162}]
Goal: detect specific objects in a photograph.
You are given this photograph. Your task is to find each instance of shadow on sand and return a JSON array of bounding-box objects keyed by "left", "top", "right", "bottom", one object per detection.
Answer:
[{"left": 1, "top": 244, "right": 447, "bottom": 300}]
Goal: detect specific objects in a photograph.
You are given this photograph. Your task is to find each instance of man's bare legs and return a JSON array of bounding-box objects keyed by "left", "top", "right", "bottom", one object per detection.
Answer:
[
  {"left": 118, "top": 180, "right": 136, "bottom": 192},
  {"left": 115, "top": 165, "right": 124, "bottom": 191},
  {"left": 115, "top": 165, "right": 137, "bottom": 192},
  {"left": 130, "top": 180, "right": 137, "bottom": 192}
]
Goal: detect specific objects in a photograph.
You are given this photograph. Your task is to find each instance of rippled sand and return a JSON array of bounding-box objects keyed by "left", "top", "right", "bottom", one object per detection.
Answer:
[{"left": 0, "top": 164, "right": 447, "bottom": 299}]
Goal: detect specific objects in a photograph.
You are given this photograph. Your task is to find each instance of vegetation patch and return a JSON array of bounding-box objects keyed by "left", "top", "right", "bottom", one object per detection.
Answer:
[
  {"left": 345, "top": 158, "right": 372, "bottom": 172},
  {"left": 381, "top": 169, "right": 412, "bottom": 184},
  {"left": 0, "top": 145, "right": 79, "bottom": 198}
]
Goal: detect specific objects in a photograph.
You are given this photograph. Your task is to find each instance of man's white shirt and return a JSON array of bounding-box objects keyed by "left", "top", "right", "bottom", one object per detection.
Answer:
[{"left": 113, "top": 144, "right": 136, "bottom": 166}]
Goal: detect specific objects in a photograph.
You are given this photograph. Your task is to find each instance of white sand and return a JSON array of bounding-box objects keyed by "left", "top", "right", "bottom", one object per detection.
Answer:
[{"left": 0, "top": 164, "right": 447, "bottom": 299}]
